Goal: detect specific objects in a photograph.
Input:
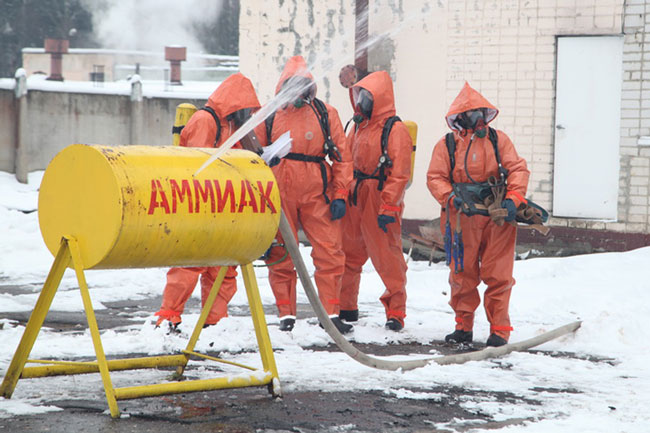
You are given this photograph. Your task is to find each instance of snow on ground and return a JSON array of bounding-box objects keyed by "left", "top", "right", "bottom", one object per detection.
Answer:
[{"left": 1, "top": 170, "right": 650, "bottom": 431}]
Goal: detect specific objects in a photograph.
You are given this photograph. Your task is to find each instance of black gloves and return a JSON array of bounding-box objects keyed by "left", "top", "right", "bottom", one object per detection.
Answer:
[
  {"left": 502, "top": 199, "right": 517, "bottom": 222},
  {"left": 377, "top": 214, "right": 396, "bottom": 232},
  {"left": 268, "top": 156, "right": 281, "bottom": 167},
  {"left": 330, "top": 199, "right": 346, "bottom": 221}
]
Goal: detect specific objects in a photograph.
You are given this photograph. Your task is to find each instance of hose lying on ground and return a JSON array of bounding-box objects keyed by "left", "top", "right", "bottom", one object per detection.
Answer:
[
  {"left": 278, "top": 212, "right": 582, "bottom": 370},
  {"left": 231, "top": 133, "right": 580, "bottom": 370}
]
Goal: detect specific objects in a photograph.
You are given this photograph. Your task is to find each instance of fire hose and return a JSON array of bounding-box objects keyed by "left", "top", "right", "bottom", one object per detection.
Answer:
[
  {"left": 237, "top": 133, "right": 580, "bottom": 370},
  {"left": 278, "top": 211, "right": 581, "bottom": 370}
]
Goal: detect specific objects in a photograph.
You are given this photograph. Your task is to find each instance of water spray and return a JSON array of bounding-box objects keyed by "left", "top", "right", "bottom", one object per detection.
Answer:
[{"left": 194, "top": 6, "right": 417, "bottom": 176}]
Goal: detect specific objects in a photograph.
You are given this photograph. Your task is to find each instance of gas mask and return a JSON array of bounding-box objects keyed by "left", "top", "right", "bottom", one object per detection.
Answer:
[
  {"left": 352, "top": 87, "right": 373, "bottom": 123},
  {"left": 282, "top": 76, "right": 314, "bottom": 108},
  {"left": 226, "top": 107, "right": 253, "bottom": 129},
  {"left": 458, "top": 109, "right": 487, "bottom": 138}
]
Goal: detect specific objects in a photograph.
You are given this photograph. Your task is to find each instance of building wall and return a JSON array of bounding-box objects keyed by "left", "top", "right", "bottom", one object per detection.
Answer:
[
  {"left": 240, "top": 0, "right": 650, "bottom": 234},
  {"left": 22, "top": 49, "right": 239, "bottom": 82},
  {"left": 4, "top": 2, "right": 648, "bottom": 233},
  {"left": 239, "top": 0, "right": 356, "bottom": 111},
  {"left": 240, "top": 0, "right": 447, "bottom": 219},
  {"left": 445, "top": 0, "right": 625, "bottom": 232},
  {"left": 21, "top": 90, "right": 131, "bottom": 171},
  {"left": 618, "top": 0, "right": 650, "bottom": 233},
  {"left": 0, "top": 87, "right": 205, "bottom": 174},
  {"left": 0, "top": 91, "right": 14, "bottom": 171},
  {"left": 23, "top": 51, "right": 122, "bottom": 81}
]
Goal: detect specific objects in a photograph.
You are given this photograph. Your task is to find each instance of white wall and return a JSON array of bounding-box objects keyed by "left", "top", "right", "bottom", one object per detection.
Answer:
[
  {"left": 240, "top": 0, "right": 447, "bottom": 219},
  {"left": 241, "top": 0, "right": 648, "bottom": 234},
  {"left": 369, "top": 1, "right": 449, "bottom": 219}
]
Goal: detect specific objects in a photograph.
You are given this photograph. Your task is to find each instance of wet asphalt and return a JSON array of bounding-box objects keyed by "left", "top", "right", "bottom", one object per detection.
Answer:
[{"left": 0, "top": 282, "right": 604, "bottom": 433}]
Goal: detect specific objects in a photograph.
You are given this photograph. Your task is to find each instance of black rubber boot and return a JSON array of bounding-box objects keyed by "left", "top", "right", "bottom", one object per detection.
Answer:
[
  {"left": 279, "top": 318, "right": 295, "bottom": 332},
  {"left": 338, "top": 309, "right": 359, "bottom": 322},
  {"left": 385, "top": 318, "right": 403, "bottom": 332},
  {"left": 445, "top": 329, "right": 473, "bottom": 343},
  {"left": 322, "top": 317, "right": 353, "bottom": 334},
  {"left": 166, "top": 321, "right": 181, "bottom": 335},
  {"left": 486, "top": 333, "right": 507, "bottom": 347}
]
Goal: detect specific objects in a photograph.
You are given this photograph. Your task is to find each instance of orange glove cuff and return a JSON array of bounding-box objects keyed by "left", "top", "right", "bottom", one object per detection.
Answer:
[
  {"left": 380, "top": 203, "right": 401, "bottom": 213},
  {"left": 333, "top": 188, "right": 349, "bottom": 200},
  {"left": 387, "top": 309, "right": 406, "bottom": 319},
  {"left": 505, "top": 190, "right": 527, "bottom": 208}
]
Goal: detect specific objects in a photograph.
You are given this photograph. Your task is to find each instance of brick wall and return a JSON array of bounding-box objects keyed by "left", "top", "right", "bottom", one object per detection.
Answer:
[
  {"left": 446, "top": 0, "right": 634, "bottom": 231},
  {"left": 242, "top": 0, "right": 649, "bottom": 236},
  {"left": 619, "top": 0, "right": 650, "bottom": 233}
]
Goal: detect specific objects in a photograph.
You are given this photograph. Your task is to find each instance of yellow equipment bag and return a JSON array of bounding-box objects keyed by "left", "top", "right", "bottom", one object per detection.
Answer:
[
  {"left": 404, "top": 120, "right": 417, "bottom": 189},
  {"left": 172, "top": 103, "right": 198, "bottom": 146}
]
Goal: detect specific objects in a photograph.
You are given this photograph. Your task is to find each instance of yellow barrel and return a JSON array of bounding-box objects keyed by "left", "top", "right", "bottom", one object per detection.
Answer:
[
  {"left": 403, "top": 120, "right": 418, "bottom": 189},
  {"left": 38, "top": 144, "right": 281, "bottom": 270},
  {"left": 172, "top": 103, "right": 197, "bottom": 146}
]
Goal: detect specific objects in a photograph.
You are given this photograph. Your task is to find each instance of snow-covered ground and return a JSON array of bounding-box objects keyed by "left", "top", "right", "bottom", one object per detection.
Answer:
[{"left": 1, "top": 170, "right": 649, "bottom": 432}]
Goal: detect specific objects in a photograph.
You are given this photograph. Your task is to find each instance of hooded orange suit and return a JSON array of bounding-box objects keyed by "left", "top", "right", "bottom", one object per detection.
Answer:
[
  {"left": 340, "top": 71, "right": 412, "bottom": 326},
  {"left": 155, "top": 73, "right": 261, "bottom": 327},
  {"left": 426, "top": 82, "right": 529, "bottom": 340},
  {"left": 264, "top": 56, "right": 352, "bottom": 318}
]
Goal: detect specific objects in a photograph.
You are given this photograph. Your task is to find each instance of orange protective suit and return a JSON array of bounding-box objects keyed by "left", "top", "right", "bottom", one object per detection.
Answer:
[
  {"left": 426, "top": 82, "right": 530, "bottom": 341},
  {"left": 264, "top": 56, "right": 352, "bottom": 318},
  {"left": 340, "top": 71, "right": 412, "bottom": 327},
  {"left": 155, "top": 73, "right": 261, "bottom": 327}
]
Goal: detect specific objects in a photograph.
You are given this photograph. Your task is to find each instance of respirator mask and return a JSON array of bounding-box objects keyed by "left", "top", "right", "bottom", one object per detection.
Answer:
[
  {"left": 282, "top": 76, "right": 314, "bottom": 108},
  {"left": 226, "top": 107, "right": 253, "bottom": 128},
  {"left": 458, "top": 109, "right": 487, "bottom": 138},
  {"left": 352, "top": 87, "right": 373, "bottom": 124}
]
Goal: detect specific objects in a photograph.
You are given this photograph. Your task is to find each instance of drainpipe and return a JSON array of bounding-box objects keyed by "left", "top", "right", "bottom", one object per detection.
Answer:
[
  {"left": 14, "top": 68, "right": 28, "bottom": 183},
  {"left": 355, "top": 0, "right": 369, "bottom": 79},
  {"left": 129, "top": 75, "right": 143, "bottom": 145}
]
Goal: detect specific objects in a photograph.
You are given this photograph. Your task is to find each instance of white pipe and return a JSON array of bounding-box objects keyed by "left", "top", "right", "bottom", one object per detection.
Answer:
[{"left": 279, "top": 212, "right": 582, "bottom": 370}]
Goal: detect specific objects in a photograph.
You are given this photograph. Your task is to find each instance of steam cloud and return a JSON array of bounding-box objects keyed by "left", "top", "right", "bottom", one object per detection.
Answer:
[{"left": 88, "top": 0, "right": 223, "bottom": 54}]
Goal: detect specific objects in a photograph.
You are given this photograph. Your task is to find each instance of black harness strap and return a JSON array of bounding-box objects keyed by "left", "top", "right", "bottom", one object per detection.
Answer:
[
  {"left": 344, "top": 118, "right": 353, "bottom": 133},
  {"left": 378, "top": 116, "right": 400, "bottom": 191},
  {"left": 283, "top": 152, "right": 330, "bottom": 204},
  {"left": 445, "top": 132, "right": 457, "bottom": 184},
  {"left": 446, "top": 127, "right": 505, "bottom": 183},
  {"left": 351, "top": 169, "right": 379, "bottom": 205},
  {"left": 446, "top": 127, "right": 509, "bottom": 215},
  {"left": 265, "top": 112, "right": 276, "bottom": 144},
  {"left": 199, "top": 106, "right": 222, "bottom": 147},
  {"left": 350, "top": 116, "right": 401, "bottom": 206},
  {"left": 265, "top": 98, "right": 342, "bottom": 204},
  {"left": 488, "top": 127, "right": 508, "bottom": 179}
]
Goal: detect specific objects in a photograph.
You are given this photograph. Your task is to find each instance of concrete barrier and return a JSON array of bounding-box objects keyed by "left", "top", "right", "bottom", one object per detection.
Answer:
[{"left": 0, "top": 78, "right": 207, "bottom": 182}]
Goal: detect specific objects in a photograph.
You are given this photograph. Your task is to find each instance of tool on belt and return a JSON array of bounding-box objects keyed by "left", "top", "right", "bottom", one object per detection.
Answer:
[
  {"left": 443, "top": 129, "right": 550, "bottom": 273},
  {"left": 445, "top": 129, "right": 549, "bottom": 234},
  {"left": 351, "top": 116, "right": 402, "bottom": 205},
  {"left": 444, "top": 193, "right": 465, "bottom": 273}
]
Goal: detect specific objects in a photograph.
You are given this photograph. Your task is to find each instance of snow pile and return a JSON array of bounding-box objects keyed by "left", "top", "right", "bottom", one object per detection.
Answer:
[{"left": 0, "top": 171, "right": 649, "bottom": 432}]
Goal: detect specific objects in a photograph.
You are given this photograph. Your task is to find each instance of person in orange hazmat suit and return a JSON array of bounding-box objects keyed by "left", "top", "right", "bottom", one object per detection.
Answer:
[
  {"left": 155, "top": 72, "right": 262, "bottom": 331},
  {"left": 426, "top": 82, "right": 530, "bottom": 347},
  {"left": 262, "top": 55, "right": 354, "bottom": 334},
  {"left": 339, "top": 70, "right": 412, "bottom": 332}
]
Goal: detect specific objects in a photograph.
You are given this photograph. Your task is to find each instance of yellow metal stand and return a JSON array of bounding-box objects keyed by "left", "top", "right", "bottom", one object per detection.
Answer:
[{"left": 0, "top": 237, "right": 281, "bottom": 418}]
